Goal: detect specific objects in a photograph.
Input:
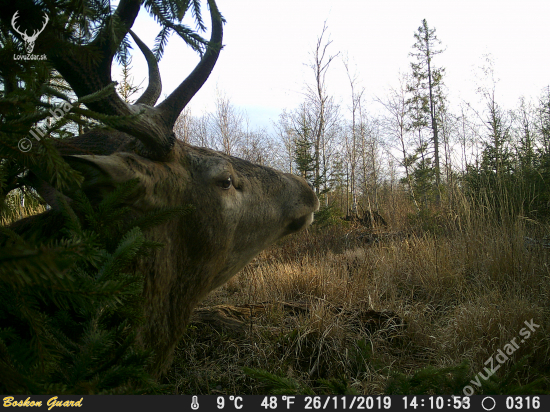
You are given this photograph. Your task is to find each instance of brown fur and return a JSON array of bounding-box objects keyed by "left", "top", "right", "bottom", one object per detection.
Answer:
[
  {"left": 54, "top": 131, "right": 319, "bottom": 375},
  {"left": 10, "top": 1, "right": 318, "bottom": 376}
]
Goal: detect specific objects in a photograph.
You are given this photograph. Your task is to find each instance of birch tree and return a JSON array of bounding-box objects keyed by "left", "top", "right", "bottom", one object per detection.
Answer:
[
  {"left": 304, "top": 22, "right": 339, "bottom": 196},
  {"left": 377, "top": 74, "right": 420, "bottom": 210}
]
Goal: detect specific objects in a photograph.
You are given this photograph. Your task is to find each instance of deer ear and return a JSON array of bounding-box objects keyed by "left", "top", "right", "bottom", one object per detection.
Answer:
[{"left": 64, "top": 154, "right": 138, "bottom": 202}]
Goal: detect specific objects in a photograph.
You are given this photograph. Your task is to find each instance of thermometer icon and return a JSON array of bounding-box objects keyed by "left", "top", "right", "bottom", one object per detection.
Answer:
[{"left": 191, "top": 395, "right": 199, "bottom": 410}]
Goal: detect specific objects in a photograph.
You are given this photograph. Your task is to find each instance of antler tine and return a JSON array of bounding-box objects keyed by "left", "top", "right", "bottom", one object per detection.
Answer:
[
  {"left": 156, "top": 0, "right": 224, "bottom": 130},
  {"left": 43, "top": 0, "right": 223, "bottom": 161},
  {"left": 89, "top": 0, "right": 140, "bottom": 92},
  {"left": 129, "top": 30, "right": 162, "bottom": 107},
  {"left": 46, "top": 0, "right": 140, "bottom": 112},
  {"left": 42, "top": 0, "right": 175, "bottom": 160}
]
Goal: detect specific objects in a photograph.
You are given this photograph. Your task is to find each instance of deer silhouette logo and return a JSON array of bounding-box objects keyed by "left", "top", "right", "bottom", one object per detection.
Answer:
[{"left": 11, "top": 11, "right": 49, "bottom": 54}]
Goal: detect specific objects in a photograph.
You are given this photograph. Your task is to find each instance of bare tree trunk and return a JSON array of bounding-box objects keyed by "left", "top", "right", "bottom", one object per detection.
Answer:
[
  {"left": 376, "top": 76, "right": 420, "bottom": 212},
  {"left": 426, "top": 50, "right": 441, "bottom": 204},
  {"left": 308, "top": 22, "right": 338, "bottom": 197},
  {"left": 210, "top": 88, "right": 243, "bottom": 155},
  {"left": 343, "top": 57, "right": 363, "bottom": 216},
  {"left": 174, "top": 107, "right": 192, "bottom": 143}
]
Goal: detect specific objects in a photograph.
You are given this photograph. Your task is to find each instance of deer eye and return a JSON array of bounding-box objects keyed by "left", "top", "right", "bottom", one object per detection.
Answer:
[{"left": 218, "top": 175, "right": 233, "bottom": 190}]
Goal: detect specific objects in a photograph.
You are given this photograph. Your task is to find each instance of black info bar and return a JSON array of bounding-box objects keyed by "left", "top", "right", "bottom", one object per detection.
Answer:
[{"left": 2, "top": 395, "right": 547, "bottom": 412}]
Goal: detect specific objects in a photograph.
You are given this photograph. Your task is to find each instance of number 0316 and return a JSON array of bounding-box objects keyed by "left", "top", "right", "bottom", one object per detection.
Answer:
[{"left": 506, "top": 397, "right": 540, "bottom": 409}]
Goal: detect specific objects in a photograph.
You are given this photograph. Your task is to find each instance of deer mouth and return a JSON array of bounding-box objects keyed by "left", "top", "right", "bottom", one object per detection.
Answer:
[
  {"left": 281, "top": 174, "right": 320, "bottom": 235},
  {"left": 286, "top": 212, "right": 314, "bottom": 233}
]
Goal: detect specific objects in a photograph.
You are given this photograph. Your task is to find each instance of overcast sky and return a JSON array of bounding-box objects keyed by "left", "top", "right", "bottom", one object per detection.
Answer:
[{"left": 117, "top": 0, "right": 550, "bottom": 131}]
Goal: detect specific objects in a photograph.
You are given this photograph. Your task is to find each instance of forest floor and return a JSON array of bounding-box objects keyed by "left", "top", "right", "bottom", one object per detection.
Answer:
[{"left": 167, "top": 203, "right": 550, "bottom": 395}]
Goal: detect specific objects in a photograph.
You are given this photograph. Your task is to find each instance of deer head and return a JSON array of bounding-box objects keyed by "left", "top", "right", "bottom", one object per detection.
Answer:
[
  {"left": 11, "top": 11, "right": 49, "bottom": 54},
  {"left": 31, "top": 0, "right": 319, "bottom": 376}
]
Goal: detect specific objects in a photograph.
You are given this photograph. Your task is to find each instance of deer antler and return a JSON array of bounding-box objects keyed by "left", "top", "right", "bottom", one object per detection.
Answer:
[
  {"left": 45, "top": 0, "right": 223, "bottom": 161},
  {"left": 156, "top": 0, "right": 224, "bottom": 130},
  {"left": 129, "top": 30, "right": 162, "bottom": 107}
]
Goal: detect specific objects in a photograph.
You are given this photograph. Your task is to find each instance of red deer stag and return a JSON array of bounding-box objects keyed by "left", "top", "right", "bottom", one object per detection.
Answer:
[{"left": 12, "top": 0, "right": 319, "bottom": 376}]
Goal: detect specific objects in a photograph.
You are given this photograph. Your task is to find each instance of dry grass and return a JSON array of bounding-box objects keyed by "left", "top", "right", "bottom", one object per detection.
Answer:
[
  {"left": 170, "top": 194, "right": 550, "bottom": 395},
  {"left": 1, "top": 191, "right": 47, "bottom": 226},
  {"left": 6, "top": 188, "right": 548, "bottom": 394}
]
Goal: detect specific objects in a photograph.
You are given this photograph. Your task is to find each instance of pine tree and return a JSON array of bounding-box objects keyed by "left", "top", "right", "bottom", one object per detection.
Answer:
[
  {"left": 539, "top": 86, "right": 550, "bottom": 153},
  {"left": 407, "top": 19, "right": 446, "bottom": 204},
  {"left": 405, "top": 142, "right": 436, "bottom": 209},
  {"left": 294, "top": 122, "right": 316, "bottom": 186},
  {"left": 117, "top": 57, "right": 143, "bottom": 104},
  {"left": 535, "top": 87, "right": 550, "bottom": 218},
  {"left": 0, "top": 179, "right": 191, "bottom": 393},
  {"left": 0, "top": 0, "right": 211, "bottom": 393}
]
